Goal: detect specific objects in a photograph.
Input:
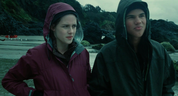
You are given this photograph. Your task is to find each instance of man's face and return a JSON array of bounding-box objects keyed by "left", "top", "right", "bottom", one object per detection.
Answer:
[{"left": 126, "top": 9, "right": 146, "bottom": 39}]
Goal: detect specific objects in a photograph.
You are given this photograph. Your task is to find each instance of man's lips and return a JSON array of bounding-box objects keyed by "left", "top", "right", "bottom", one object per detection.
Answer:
[{"left": 135, "top": 26, "right": 142, "bottom": 30}]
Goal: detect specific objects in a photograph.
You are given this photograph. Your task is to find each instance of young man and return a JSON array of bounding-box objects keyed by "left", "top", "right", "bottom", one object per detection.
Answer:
[{"left": 89, "top": 0, "right": 176, "bottom": 96}]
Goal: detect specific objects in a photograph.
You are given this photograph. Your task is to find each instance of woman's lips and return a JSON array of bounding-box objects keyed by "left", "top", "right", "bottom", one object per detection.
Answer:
[{"left": 66, "top": 36, "right": 73, "bottom": 39}]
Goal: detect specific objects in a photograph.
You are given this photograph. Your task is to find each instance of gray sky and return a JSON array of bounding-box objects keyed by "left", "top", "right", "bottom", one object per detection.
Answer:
[{"left": 77, "top": 0, "right": 178, "bottom": 24}]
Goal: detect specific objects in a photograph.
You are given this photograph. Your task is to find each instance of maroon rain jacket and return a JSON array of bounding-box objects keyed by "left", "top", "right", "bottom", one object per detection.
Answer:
[{"left": 2, "top": 2, "right": 91, "bottom": 96}]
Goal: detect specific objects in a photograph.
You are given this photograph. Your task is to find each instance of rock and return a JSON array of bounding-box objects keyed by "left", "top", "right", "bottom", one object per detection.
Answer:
[
  {"left": 83, "top": 22, "right": 102, "bottom": 44},
  {"left": 101, "top": 29, "right": 115, "bottom": 43},
  {"left": 81, "top": 40, "right": 90, "bottom": 46},
  {"left": 83, "top": 22, "right": 115, "bottom": 44},
  {"left": 161, "top": 42, "right": 176, "bottom": 52},
  {"left": 151, "top": 19, "right": 178, "bottom": 43},
  {"left": 170, "top": 39, "right": 178, "bottom": 50},
  {"left": 1, "top": 0, "right": 178, "bottom": 45}
]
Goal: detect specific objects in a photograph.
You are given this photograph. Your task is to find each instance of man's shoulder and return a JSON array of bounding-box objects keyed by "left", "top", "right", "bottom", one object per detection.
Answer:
[
  {"left": 99, "top": 40, "right": 117, "bottom": 54},
  {"left": 150, "top": 39, "right": 163, "bottom": 48},
  {"left": 149, "top": 39, "right": 166, "bottom": 53}
]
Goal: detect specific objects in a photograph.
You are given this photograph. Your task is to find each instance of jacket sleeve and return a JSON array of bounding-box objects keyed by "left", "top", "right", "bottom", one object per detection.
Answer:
[
  {"left": 1, "top": 49, "right": 39, "bottom": 96},
  {"left": 89, "top": 52, "right": 111, "bottom": 96},
  {"left": 162, "top": 50, "right": 176, "bottom": 96}
]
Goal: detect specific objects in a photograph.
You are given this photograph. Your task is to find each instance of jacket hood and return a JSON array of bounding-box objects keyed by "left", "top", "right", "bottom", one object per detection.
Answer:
[
  {"left": 43, "top": 2, "right": 84, "bottom": 46},
  {"left": 115, "top": 0, "right": 151, "bottom": 42}
]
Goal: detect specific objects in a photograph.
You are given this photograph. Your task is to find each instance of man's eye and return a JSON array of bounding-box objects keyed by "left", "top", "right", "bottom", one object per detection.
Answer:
[
  {"left": 127, "top": 16, "right": 134, "bottom": 19},
  {"left": 140, "top": 14, "right": 145, "bottom": 18},
  {"left": 129, "top": 17, "right": 134, "bottom": 18},
  {"left": 140, "top": 15, "right": 144, "bottom": 17}
]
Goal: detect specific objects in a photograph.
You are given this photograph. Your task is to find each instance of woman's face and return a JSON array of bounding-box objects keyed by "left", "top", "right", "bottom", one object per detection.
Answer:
[{"left": 51, "top": 14, "right": 77, "bottom": 46}]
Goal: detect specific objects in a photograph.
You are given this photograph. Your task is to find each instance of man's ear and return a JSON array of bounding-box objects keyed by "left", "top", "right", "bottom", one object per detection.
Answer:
[{"left": 51, "top": 24, "right": 55, "bottom": 31}]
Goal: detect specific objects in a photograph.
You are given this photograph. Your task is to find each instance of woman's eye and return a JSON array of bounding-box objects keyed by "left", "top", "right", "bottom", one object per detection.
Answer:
[
  {"left": 62, "top": 25, "right": 77, "bottom": 29},
  {"left": 63, "top": 25, "right": 68, "bottom": 28},
  {"left": 72, "top": 25, "right": 77, "bottom": 28}
]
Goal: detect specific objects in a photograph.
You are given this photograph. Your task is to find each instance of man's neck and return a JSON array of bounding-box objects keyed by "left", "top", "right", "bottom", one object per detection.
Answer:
[{"left": 128, "top": 37, "right": 141, "bottom": 53}]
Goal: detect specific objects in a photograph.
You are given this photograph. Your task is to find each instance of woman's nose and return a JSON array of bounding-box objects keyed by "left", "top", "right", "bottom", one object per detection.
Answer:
[{"left": 68, "top": 27, "right": 75, "bottom": 34}]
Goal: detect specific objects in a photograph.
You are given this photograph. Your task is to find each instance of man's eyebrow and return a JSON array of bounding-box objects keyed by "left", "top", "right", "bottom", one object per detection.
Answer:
[
  {"left": 127, "top": 14, "right": 133, "bottom": 16},
  {"left": 126, "top": 12, "right": 145, "bottom": 17},
  {"left": 126, "top": 14, "right": 134, "bottom": 17},
  {"left": 140, "top": 13, "right": 145, "bottom": 15}
]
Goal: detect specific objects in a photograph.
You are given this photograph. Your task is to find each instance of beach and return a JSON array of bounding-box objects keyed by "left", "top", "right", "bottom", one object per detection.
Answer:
[{"left": 0, "top": 36, "right": 177, "bottom": 96}]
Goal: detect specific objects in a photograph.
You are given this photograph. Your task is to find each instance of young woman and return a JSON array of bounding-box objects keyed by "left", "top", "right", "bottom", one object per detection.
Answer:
[{"left": 2, "top": 2, "right": 91, "bottom": 96}]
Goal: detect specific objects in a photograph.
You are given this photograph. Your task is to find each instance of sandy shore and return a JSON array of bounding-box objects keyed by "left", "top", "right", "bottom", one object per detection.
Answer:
[
  {"left": 0, "top": 35, "right": 178, "bottom": 70},
  {"left": 0, "top": 36, "right": 98, "bottom": 68},
  {"left": 0, "top": 35, "right": 178, "bottom": 63}
]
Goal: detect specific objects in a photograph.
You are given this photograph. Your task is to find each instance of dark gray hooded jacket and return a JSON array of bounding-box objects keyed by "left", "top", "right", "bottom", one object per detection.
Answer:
[{"left": 89, "top": 0, "right": 176, "bottom": 96}]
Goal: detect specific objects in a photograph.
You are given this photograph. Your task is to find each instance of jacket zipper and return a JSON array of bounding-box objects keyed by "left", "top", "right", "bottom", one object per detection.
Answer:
[
  {"left": 56, "top": 57, "right": 74, "bottom": 82},
  {"left": 126, "top": 41, "right": 148, "bottom": 96}
]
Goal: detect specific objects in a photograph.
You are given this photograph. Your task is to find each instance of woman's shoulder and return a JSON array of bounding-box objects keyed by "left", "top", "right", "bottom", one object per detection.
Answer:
[
  {"left": 26, "top": 43, "right": 47, "bottom": 56},
  {"left": 74, "top": 41, "right": 86, "bottom": 54}
]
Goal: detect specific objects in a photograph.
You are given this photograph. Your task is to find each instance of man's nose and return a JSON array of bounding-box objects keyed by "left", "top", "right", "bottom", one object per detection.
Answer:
[{"left": 135, "top": 17, "right": 142, "bottom": 24}]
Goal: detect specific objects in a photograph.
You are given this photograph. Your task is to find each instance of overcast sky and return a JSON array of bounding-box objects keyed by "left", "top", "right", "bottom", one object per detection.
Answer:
[{"left": 77, "top": 0, "right": 178, "bottom": 24}]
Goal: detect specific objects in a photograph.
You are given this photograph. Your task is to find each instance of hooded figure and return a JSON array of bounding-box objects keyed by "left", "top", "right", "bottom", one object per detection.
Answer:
[
  {"left": 2, "top": 2, "right": 91, "bottom": 96},
  {"left": 89, "top": 0, "right": 176, "bottom": 96}
]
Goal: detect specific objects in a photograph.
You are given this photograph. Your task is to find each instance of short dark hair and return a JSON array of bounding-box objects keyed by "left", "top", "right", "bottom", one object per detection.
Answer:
[{"left": 126, "top": 2, "right": 147, "bottom": 17}]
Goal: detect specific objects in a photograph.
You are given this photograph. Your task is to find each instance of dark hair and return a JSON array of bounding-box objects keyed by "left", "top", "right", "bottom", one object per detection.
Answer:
[
  {"left": 126, "top": 2, "right": 147, "bottom": 17},
  {"left": 51, "top": 10, "right": 79, "bottom": 28}
]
